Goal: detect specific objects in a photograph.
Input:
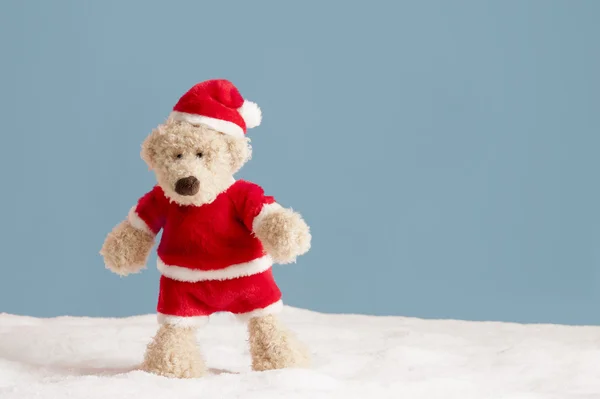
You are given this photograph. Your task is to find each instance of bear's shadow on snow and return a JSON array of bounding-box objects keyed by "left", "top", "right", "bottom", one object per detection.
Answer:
[
  {"left": 0, "top": 331, "right": 240, "bottom": 377},
  {"left": 40, "top": 364, "right": 236, "bottom": 377},
  {"left": 1, "top": 346, "right": 237, "bottom": 377},
  {"left": 50, "top": 365, "right": 140, "bottom": 376},
  {"left": 0, "top": 345, "right": 239, "bottom": 377}
]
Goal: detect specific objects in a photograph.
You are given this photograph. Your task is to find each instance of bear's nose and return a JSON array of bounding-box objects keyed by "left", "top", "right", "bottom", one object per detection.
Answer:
[{"left": 175, "top": 176, "right": 200, "bottom": 196}]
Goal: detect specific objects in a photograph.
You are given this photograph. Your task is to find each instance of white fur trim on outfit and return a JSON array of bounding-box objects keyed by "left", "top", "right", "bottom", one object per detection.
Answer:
[
  {"left": 157, "top": 313, "right": 209, "bottom": 327},
  {"left": 127, "top": 206, "right": 154, "bottom": 236},
  {"left": 252, "top": 202, "right": 283, "bottom": 232},
  {"left": 238, "top": 100, "right": 262, "bottom": 128},
  {"left": 157, "top": 300, "right": 283, "bottom": 325},
  {"left": 157, "top": 255, "right": 273, "bottom": 282},
  {"left": 169, "top": 111, "right": 245, "bottom": 138},
  {"left": 235, "top": 300, "right": 284, "bottom": 322}
]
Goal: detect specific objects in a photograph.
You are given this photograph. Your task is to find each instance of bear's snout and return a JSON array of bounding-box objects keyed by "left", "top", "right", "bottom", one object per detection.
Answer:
[{"left": 175, "top": 176, "right": 200, "bottom": 196}]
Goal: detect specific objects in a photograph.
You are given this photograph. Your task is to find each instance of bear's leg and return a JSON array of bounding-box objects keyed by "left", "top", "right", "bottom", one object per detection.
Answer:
[
  {"left": 140, "top": 324, "right": 207, "bottom": 378},
  {"left": 247, "top": 314, "right": 310, "bottom": 371}
]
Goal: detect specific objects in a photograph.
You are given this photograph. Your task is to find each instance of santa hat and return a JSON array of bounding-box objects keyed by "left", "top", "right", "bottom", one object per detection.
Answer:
[{"left": 169, "top": 79, "right": 262, "bottom": 138}]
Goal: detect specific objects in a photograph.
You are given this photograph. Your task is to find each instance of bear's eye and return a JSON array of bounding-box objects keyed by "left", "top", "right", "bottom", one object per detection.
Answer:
[
  {"left": 196, "top": 152, "right": 203, "bottom": 158},
  {"left": 175, "top": 154, "right": 183, "bottom": 159}
]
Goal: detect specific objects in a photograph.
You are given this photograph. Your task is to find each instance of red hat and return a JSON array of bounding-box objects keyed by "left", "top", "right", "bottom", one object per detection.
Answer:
[{"left": 169, "top": 79, "right": 262, "bottom": 138}]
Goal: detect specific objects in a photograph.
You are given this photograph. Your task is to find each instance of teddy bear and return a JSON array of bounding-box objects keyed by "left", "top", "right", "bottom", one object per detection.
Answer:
[{"left": 99, "top": 79, "right": 312, "bottom": 378}]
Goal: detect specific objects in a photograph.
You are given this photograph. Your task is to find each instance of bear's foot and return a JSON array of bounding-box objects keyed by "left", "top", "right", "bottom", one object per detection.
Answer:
[
  {"left": 247, "top": 314, "right": 311, "bottom": 371},
  {"left": 141, "top": 324, "right": 207, "bottom": 378}
]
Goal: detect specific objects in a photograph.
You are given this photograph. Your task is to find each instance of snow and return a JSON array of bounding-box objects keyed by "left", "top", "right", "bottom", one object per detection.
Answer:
[{"left": 0, "top": 307, "right": 599, "bottom": 399}]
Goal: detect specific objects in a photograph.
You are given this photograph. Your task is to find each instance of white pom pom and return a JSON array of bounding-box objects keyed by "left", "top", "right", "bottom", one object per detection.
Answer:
[{"left": 238, "top": 100, "right": 262, "bottom": 129}]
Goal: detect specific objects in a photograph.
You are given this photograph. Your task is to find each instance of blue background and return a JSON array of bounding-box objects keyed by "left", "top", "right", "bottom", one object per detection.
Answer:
[{"left": 0, "top": 0, "right": 599, "bottom": 325}]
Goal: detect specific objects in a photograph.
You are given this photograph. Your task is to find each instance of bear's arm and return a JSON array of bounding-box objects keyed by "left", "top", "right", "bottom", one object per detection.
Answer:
[
  {"left": 128, "top": 185, "right": 169, "bottom": 235},
  {"left": 100, "top": 186, "right": 168, "bottom": 276},
  {"left": 229, "top": 180, "right": 311, "bottom": 264}
]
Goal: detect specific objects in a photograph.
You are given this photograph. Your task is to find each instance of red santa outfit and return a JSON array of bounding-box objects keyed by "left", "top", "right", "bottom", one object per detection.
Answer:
[
  {"left": 127, "top": 79, "right": 284, "bottom": 326},
  {"left": 129, "top": 181, "right": 284, "bottom": 326}
]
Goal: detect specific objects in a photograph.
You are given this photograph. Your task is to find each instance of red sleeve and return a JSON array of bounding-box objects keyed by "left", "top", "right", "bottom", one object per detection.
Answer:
[
  {"left": 228, "top": 180, "right": 276, "bottom": 231},
  {"left": 130, "top": 186, "right": 169, "bottom": 235}
]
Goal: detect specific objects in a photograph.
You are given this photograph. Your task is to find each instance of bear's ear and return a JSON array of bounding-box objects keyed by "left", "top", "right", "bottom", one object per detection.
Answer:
[
  {"left": 225, "top": 135, "right": 252, "bottom": 173},
  {"left": 141, "top": 130, "right": 159, "bottom": 170}
]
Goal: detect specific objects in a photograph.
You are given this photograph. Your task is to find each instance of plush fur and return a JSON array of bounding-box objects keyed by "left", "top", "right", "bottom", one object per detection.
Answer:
[
  {"left": 100, "top": 220, "right": 154, "bottom": 276},
  {"left": 253, "top": 207, "right": 312, "bottom": 264},
  {"left": 141, "top": 324, "right": 207, "bottom": 378},
  {"left": 141, "top": 121, "right": 251, "bottom": 207},
  {"left": 248, "top": 315, "right": 311, "bottom": 371},
  {"left": 101, "top": 94, "right": 311, "bottom": 378}
]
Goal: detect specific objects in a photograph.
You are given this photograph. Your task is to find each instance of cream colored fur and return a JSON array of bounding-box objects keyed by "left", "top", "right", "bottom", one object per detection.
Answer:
[
  {"left": 100, "top": 119, "right": 312, "bottom": 378},
  {"left": 100, "top": 220, "right": 154, "bottom": 276},
  {"left": 141, "top": 325, "right": 207, "bottom": 378},
  {"left": 248, "top": 314, "right": 311, "bottom": 371},
  {"left": 141, "top": 120, "right": 251, "bottom": 207},
  {"left": 253, "top": 207, "right": 311, "bottom": 264}
]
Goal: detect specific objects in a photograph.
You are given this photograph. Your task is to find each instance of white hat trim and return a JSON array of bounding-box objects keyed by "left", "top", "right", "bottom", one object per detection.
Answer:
[
  {"left": 169, "top": 111, "right": 245, "bottom": 138},
  {"left": 238, "top": 100, "right": 262, "bottom": 129}
]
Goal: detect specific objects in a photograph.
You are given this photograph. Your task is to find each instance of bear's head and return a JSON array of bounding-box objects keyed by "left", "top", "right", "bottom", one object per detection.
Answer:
[{"left": 141, "top": 119, "right": 251, "bottom": 206}]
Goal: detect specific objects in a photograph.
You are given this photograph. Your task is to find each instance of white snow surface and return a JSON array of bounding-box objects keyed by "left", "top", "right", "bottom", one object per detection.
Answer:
[{"left": 0, "top": 306, "right": 598, "bottom": 399}]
